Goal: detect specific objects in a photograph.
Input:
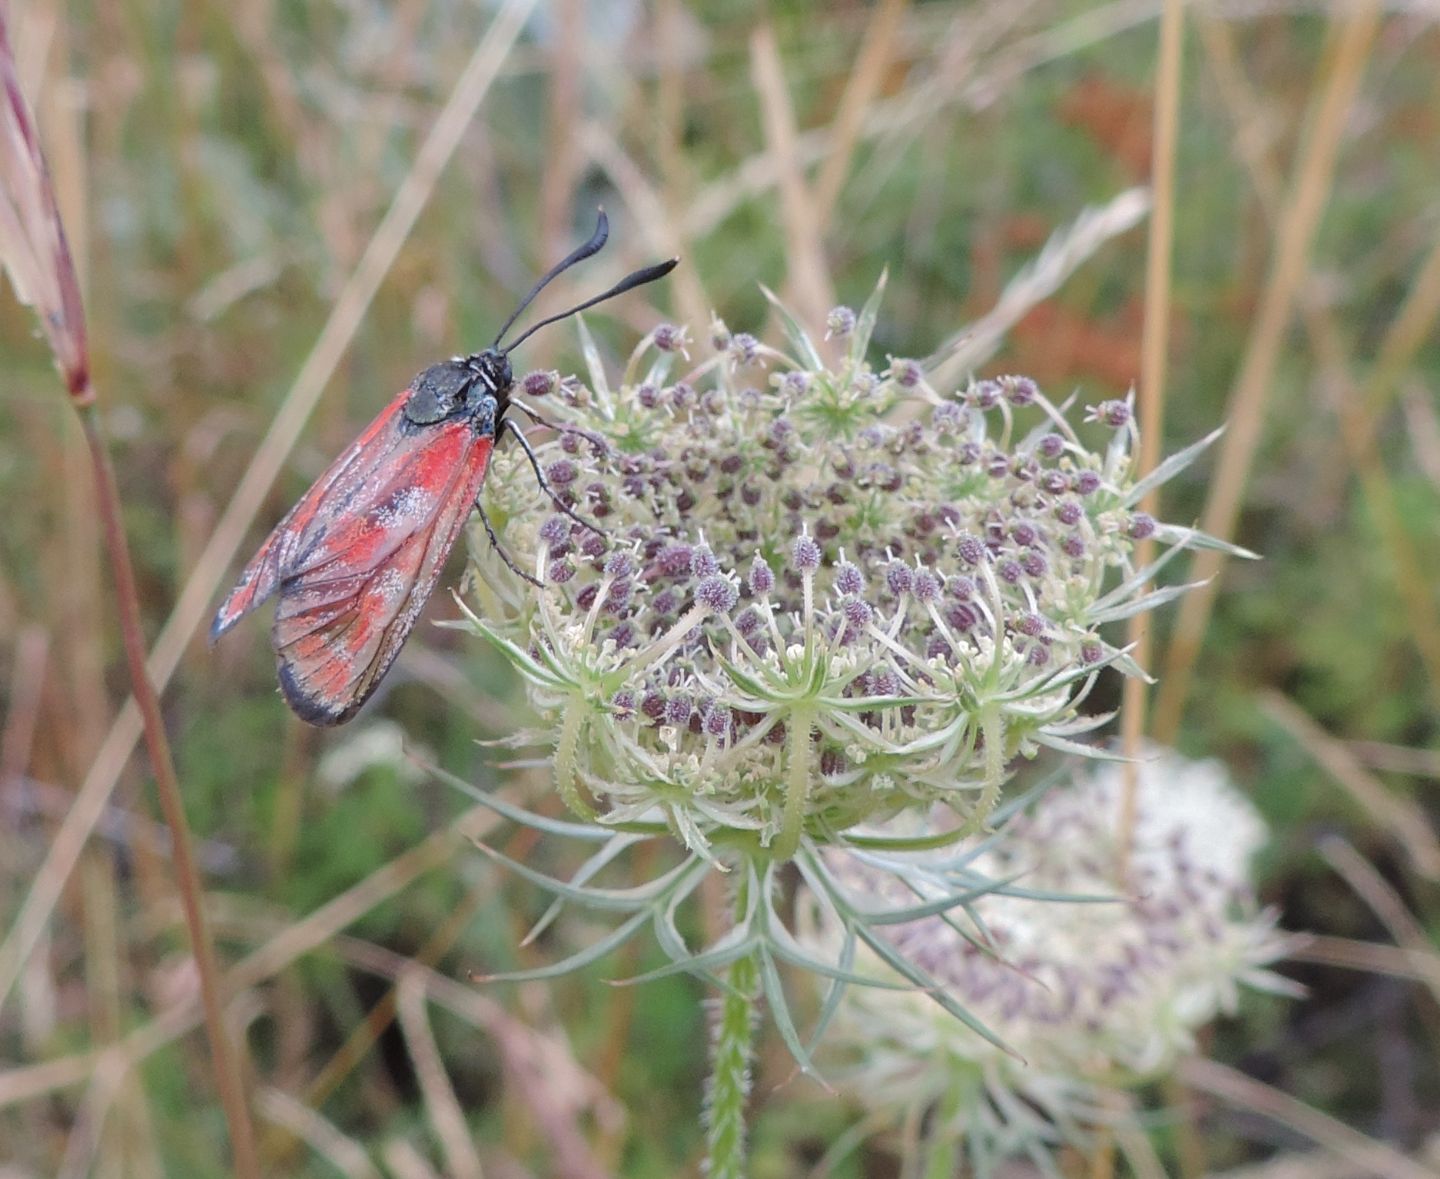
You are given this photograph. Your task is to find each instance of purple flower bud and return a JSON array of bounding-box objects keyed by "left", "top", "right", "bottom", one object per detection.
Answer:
[
  {"left": 926, "top": 635, "right": 953, "bottom": 661},
  {"left": 949, "top": 575, "right": 976, "bottom": 601},
  {"left": 1017, "top": 611, "right": 1046, "bottom": 637},
  {"left": 652, "top": 588, "right": 679, "bottom": 615},
  {"left": 611, "top": 689, "right": 637, "bottom": 716},
  {"left": 997, "top": 559, "right": 1022, "bottom": 584},
  {"left": 870, "top": 668, "right": 897, "bottom": 695},
  {"left": 637, "top": 383, "right": 661, "bottom": 409},
  {"left": 1010, "top": 522, "right": 1038, "bottom": 547},
  {"left": 691, "top": 545, "right": 720, "bottom": 578},
  {"left": 728, "top": 332, "right": 759, "bottom": 365},
  {"left": 1002, "top": 375, "right": 1038, "bottom": 405},
  {"left": 781, "top": 372, "right": 810, "bottom": 398},
  {"left": 1128, "top": 513, "right": 1157, "bottom": 540},
  {"left": 696, "top": 575, "right": 738, "bottom": 614},
  {"left": 576, "top": 584, "right": 599, "bottom": 609},
  {"left": 1062, "top": 534, "right": 1086, "bottom": 558},
  {"left": 912, "top": 570, "right": 940, "bottom": 603},
  {"left": 546, "top": 459, "right": 578, "bottom": 486},
  {"left": 1021, "top": 552, "right": 1048, "bottom": 578},
  {"left": 521, "top": 370, "right": 557, "bottom": 398},
  {"left": 1089, "top": 399, "right": 1131, "bottom": 428},
  {"left": 659, "top": 543, "right": 693, "bottom": 576},
  {"left": 932, "top": 402, "right": 965, "bottom": 434},
  {"left": 603, "top": 551, "right": 635, "bottom": 579},
  {"left": 841, "top": 597, "right": 873, "bottom": 629},
  {"left": 539, "top": 515, "right": 570, "bottom": 545},
  {"left": 955, "top": 534, "right": 985, "bottom": 566},
  {"left": 885, "top": 561, "right": 913, "bottom": 596},
  {"left": 1038, "top": 433, "right": 1065, "bottom": 459},
  {"left": 820, "top": 748, "right": 847, "bottom": 776},
  {"left": 748, "top": 555, "right": 775, "bottom": 596},
  {"left": 1055, "top": 500, "right": 1083, "bottom": 526},
  {"left": 947, "top": 602, "right": 979, "bottom": 631},
  {"left": 971, "top": 379, "right": 1002, "bottom": 410},
  {"left": 560, "top": 431, "right": 581, "bottom": 454},
  {"left": 1026, "top": 644, "right": 1051, "bottom": 667},
  {"left": 889, "top": 358, "right": 922, "bottom": 387},
  {"left": 834, "top": 561, "right": 864, "bottom": 595},
  {"left": 1082, "top": 641, "right": 1103, "bottom": 665},
  {"left": 825, "top": 306, "right": 856, "bottom": 338},
  {"left": 669, "top": 382, "right": 695, "bottom": 409},
  {"left": 664, "top": 696, "right": 693, "bottom": 727},
  {"left": 704, "top": 706, "right": 730, "bottom": 739},
  {"left": 641, "top": 691, "right": 667, "bottom": 720},
  {"left": 1040, "top": 470, "right": 1068, "bottom": 494},
  {"left": 1074, "top": 470, "right": 1102, "bottom": 496},
  {"left": 653, "top": 323, "right": 688, "bottom": 353},
  {"left": 580, "top": 532, "right": 607, "bottom": 559},
  {"left": 791, "top": 534, "right": 822, "bottom": 574},
  {"left": 548, "top": 559, "right": 575, "bottom": 584},
  {"left": 735, "top": 607, "right": 761, "bottom": 636}
]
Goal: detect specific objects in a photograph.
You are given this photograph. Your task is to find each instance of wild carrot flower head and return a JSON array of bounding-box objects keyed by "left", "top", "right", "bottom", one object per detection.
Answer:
[
  {"left": 805, "top": 746, "right": 1297, "bottom": 1166},
  {"left": 461, "top": 279, "right": 1234, "bottom": 861}
]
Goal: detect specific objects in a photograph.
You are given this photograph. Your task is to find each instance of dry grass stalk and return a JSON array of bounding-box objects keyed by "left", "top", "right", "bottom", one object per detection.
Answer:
[
  {"left": 1196, "top": 11, "right": 1440, "bottom": 715},
  {"left": 1180, "top": 1057, "right": 1437, "bottom": 1179},
  {"left": 1118, "top": 0, "right": 1185, "bottom": 885},
  {"left": 750, "top": 21, "right": 835, "bottom": 335},
  {"left": 1153, "top": 0, "right": 1384, "bottom": 740},
  {"left": 397, "top": 969, "right": 487, "bottom": 1179},
  {"left": 1263, "top": 691, "right": 1440, "bottom": 880}
]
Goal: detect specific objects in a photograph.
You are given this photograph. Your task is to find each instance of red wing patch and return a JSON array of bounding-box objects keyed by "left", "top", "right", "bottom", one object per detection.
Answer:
[{"left": 213, "top": 388, "right": 494, "bottom": 725}]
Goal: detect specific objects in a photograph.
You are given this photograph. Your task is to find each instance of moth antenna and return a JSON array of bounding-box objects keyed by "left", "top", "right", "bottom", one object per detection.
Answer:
[
  {"left": 492, "top": 209, "right": 610, "bottom": 349},
  {"left": 501, "top": 257, "right": 680, "bottom": 356}
]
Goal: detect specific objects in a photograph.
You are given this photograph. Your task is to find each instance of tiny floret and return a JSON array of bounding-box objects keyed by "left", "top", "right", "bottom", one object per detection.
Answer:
[
  {"left": 652, "top": 323, "right": 690, "bottom": 354},
  {"left": 825, "top": 305, "right": 856, "bottom": 339},
  {"left": 791, "top": 534, "right": 822, "bottom": 574},
  {"left": 696, "top": 575, "right": 738, "bottom": 614},
  {"left": 521, "top": 369, "right": 558, "bottom": 398},
  {"left": 748, "top": 555, "right": 775, "bottom": 596}
]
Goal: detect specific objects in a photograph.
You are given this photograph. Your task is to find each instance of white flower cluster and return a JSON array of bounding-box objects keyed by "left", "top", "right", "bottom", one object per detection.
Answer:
[
  {"left": 807, "top": 747, "right": 1296, "bottom": 1162},
  {"left": 464, "top": 288, "right": 1227, "bottom": 858}
]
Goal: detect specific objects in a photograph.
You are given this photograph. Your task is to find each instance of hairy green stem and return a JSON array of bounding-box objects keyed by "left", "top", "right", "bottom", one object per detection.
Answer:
[
  {"left": 776, "top": 703, "right": 814, "bottom": 861},
  {"left": 81, "top": 405, "right": 260, "bottom": 1179},
  {"left": 704, "top": 879, "right": 760, "bottom": 1179}
]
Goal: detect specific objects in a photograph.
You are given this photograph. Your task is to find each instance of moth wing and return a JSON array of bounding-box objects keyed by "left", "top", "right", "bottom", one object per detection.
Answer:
[
  {"left": 269, "top": 425, "right": 494, "bottom": 725},
  {"left": 211, "top": 391, "right": 411, "bottom": 641}
]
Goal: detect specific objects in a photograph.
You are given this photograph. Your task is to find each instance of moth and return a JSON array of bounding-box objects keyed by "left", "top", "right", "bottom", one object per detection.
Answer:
[{"left": 212, "top": 211, "right": 676, "bottom": 725}]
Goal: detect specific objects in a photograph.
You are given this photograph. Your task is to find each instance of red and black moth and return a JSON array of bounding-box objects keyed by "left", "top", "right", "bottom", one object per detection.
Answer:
[{"left": 212, "top": 211, "right": 677, "bottom": 726}]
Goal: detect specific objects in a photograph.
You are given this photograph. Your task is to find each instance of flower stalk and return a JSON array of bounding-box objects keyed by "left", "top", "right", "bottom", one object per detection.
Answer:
[{"left": 704, "top": 881, "right": 761, "bottom": 1179}]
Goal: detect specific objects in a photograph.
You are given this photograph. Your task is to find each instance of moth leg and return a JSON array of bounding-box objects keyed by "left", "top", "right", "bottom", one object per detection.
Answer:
[
  {"left": 475, "top": 499, "right": 543, "bottom": 588},
  {"left": 512, "top": 401, "right": 608, "bottom": 457},
  {"left": 502, "top": 418, "right": 607, "bottom": 538}
]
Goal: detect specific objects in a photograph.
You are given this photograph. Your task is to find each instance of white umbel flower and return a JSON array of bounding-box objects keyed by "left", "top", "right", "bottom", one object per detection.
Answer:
[{"left": 809, "top": 746, "right": 1295, "bottom": 1164}]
